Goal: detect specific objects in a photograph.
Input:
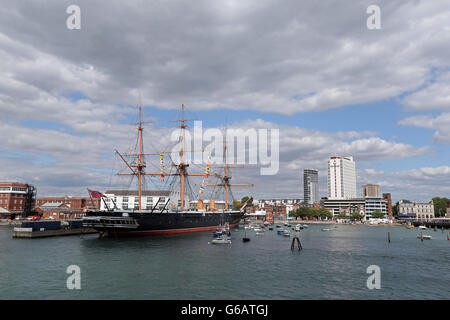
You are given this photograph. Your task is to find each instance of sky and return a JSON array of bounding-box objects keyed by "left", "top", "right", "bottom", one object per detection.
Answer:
[{"left": 1, "top": 0, "right": 450, "bottom": 203}]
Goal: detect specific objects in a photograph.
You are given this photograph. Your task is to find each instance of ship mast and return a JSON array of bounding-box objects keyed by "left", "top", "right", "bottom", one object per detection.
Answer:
[
  {"left": 137, "top": 104, "right": 144, "bottom": 210},
  {"left": 115, "top": 99, "right": 147, "bottom": 211},
  {"left": 208, "top": 125, "right": 254, "bottom": 210}
]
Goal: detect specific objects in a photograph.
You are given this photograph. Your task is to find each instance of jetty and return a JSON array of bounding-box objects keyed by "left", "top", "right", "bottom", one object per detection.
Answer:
[
  {"left": 412, "top": 219, "right": 450, "bottom": 230},
  {"left": 12, "top": 220, "right": 98, "bottom": 238},
  {"left": 13, "top": 227, "right": 97, "bottom": 238}
]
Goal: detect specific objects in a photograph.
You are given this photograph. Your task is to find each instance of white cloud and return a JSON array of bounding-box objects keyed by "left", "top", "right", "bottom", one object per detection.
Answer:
[{"left": 399, "top": 112, "right": 450, "bottom": 144}]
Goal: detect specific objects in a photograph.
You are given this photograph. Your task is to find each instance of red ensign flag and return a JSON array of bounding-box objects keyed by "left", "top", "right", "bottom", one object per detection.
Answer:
[{"left": 88, "top": 189, "right": 106, "bottom": 199}]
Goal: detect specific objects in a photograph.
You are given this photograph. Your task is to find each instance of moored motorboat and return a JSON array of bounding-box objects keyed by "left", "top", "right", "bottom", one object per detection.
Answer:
[{"left": 211, "top": 236, "right": 232, "bottom": 244}]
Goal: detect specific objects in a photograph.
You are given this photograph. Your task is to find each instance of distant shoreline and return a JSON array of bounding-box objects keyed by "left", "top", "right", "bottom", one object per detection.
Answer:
[{"left": 247, "top": 219, "right": 405, "bottom": 227}]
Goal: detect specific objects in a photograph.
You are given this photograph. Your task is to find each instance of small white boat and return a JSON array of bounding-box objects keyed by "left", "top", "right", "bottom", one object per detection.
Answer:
[
  {"left": 211, "top": 237, "right": 232, "bottom": 244},
  {"left": 321, "top": 228, "right": 332, "bottom": 231},
  {"left": 255, "top": 232, "right": 264, "bottom": 236},
  {"left": 417, "top": 234, "right": 432, "bottom": 240},
  {"left": 418, "top": 226, "right": 427, "bottom": 230},
  {"left": 283, "top": 229, "right": 290, "bottom": 237}
]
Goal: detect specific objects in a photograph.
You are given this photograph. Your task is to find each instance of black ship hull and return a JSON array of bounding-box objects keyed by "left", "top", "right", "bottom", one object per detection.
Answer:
[{"left": 83, "top": 210, "right": 243, "bottom": 237}]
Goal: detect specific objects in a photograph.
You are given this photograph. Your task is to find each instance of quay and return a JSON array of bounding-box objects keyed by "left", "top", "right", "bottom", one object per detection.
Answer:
[
  {"left": 13, "top": 227, "right": 98, "bottom": 238},
  {"left": 412, "top": 219, "right": 450, "bottom": 229}
]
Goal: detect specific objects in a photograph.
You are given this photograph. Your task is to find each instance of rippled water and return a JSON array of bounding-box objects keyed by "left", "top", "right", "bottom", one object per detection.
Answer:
[{"left": 1, "top": 224, "right": 449, "bottom": 299}]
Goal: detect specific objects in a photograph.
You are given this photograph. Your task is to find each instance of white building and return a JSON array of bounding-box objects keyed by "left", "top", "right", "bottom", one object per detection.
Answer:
[
  {"left": 100, "top": 190, "right": 181, "bottom": 211},
  {"left": 327, "top": 156, "right": 357, "bottom": 199},
  {"left": 322, "top": 197, "right": 387, "bottom": 219},
  {"left": 257, "top": 199, "right": 303, "bottom": 206},
  {"left": 364, "top": 197, "right": 388, "bottom": 217},
  {"left": 398, "top": 200, "right": 434, "bottom": 220}
]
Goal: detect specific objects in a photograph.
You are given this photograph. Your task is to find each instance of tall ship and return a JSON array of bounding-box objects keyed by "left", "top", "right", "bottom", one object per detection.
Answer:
[{"left": 83, "top": 102, "right": 254, "bottom": 237}]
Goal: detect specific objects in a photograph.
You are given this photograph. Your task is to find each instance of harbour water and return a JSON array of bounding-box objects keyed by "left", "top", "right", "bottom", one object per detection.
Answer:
[{"left": 1, "top": 224, "right": 449, "bottom": 299}]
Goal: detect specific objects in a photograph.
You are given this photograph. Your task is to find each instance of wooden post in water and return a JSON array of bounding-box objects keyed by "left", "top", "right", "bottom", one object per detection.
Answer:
[
  {"left": 291, "top": 232, "right": 302, "bottom": 251},
  {"left": 388, "top": 232, "right": 391, "bottom": 243}
]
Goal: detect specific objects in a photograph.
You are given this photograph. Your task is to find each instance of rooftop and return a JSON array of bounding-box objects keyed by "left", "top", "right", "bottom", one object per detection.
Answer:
[{"left": 105, "top": 190, "right": 174, "bottom": 197}]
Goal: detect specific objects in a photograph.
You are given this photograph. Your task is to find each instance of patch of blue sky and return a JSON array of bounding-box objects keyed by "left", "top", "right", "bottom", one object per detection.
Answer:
[
  {"left": 20, "top": 120, "right": 71, "bottom": 132},
  {"left": 0, "top": 147, "right": 57, "bottom": 166},
  {"left": 60, "top": 91, "right": 88, "bottom": 102}
]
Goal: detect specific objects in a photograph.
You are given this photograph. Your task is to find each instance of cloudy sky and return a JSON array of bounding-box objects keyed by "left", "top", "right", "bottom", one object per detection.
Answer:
[{"left": 1, "top": 0, "right": 450, "bottom": 203}]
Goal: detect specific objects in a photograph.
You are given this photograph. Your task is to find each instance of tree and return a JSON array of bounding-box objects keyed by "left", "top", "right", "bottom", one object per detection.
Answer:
[
  {"left": 232, "top": 200, "right": 242, "bottom": 211},
  {"left": 338, "top": 212, "right": 347, "bottom": 219},
  {"left": 392, "top": 201, "right": 399, "bottom": 217},
  {"left": 317, "top": 208, "right": 333, "bottom": 220},
  {"left": 371, "top": 210, "right": 384, "bottom": 219},
  {"left": 289, "top": 209, "right": 299, "bottom": 220},
  {"left": 432, "top": 197, "right": 448, "bottom": 217},
  {"left": 240, "top": 196, "right": 253, "bottom": 209},
  {"left": 351, "top": 212, "right": 364, "bottom": 221},
  {"left": 297, "top": 207, "right": 311, "bottom": 219}
]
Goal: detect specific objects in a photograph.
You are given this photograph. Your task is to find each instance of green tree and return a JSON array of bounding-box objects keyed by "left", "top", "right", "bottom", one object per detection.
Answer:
[
  {"left": 371, "top": 210, "right": 384, "bottom": 219},
  {"left": 432, "top": 197, "right": 448, "bottom": 217},
  {"left": 297, "top": 207, "right": 311, "bottom": 219},
  {"left": 240, "top": 196, "right": 253, "bottom": 209},
  {"left": 338, "top": 212, "right": 347, "bottom": 219},
  {"left": 317, "top": 208, "right": 333, "bottom": 220},
  {"left": 392, "top": 201, "right": 399, "bottom": 217},
  {"left": 232, "top": 200, "right": 242, "bottom": 210},
  {"left": 351, "top": 212, "right": 364, "bottom": 221},
  {"left": 289, "top": 209, "right": 299, "bottom": 220}
]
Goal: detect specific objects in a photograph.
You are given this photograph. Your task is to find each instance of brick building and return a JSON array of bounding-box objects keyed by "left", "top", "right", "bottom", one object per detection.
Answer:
[
  {"left": 0, "top": 182, "right": 36, "bottom": 218},
  {"left": 35, "top": 196, "right": 100, "bottom": 220}
]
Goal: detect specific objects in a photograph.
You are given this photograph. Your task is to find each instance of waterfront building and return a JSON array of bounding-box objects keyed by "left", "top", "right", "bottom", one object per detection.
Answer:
[
  {"left": 327, "top": 156, "right": 356, "bottom": 199},
  {"left": 35, "top": 196, "right": 100, "bottom": 220},
  {"left": 256, "top": 198, "right": 303, "bottom": 206},
  {"left": 398, "top": 200, "right": 434, "bottom": 220},
  {"left": 100, "top": 190, "right": 181, "bottom": 211},
  {"left": 36, "top": 196, "right": 100, "bottom": 210},
  {"left": 304, "top": 169, "right": 319, "bottom": 206},
  {"left": 383, "top": 193, "right": 392, "bottom": 219},
  {"left": 362, "top": 184, "right": 380, "bottom": 198},
  {"left": 0, "top": 182, "right": 36, "bottom": 218},
  {"left": 364, "top": 197, "right": 388, "bottom": 217},
  {"left": 322, "top": 196, "right": 387, "bottom": 219},
  {"left": 322, "top": 197, "right": 366, "bottom": 216}
]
